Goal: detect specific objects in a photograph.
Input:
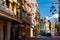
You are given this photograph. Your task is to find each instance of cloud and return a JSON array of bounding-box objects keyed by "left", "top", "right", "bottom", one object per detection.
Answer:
[
  {"left": 44, "top": 14, "right": 58, "bottom": 22},
  {"left": 49, "top": 14, "right": 58, "bottom": 20},
  {"left": 49, "top": 14, "right": 58, "bottom": 22},
  {"left": 45, "top": 16, "right": 49, "bottom": 20}
]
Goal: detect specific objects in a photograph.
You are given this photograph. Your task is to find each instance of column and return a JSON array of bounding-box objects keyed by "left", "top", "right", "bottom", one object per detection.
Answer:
[
  {"left": 9, "top": 3, "right": 12, "bottom": 12},
  {"left": 7, "top": 21, "right": 11, "bottom": 40},
  {"left": 0, "top": 20, "right": 4, "bottom": 40},
  {"left": 30, "top": 28, "right": 33, "bottom": 37},
  {"left": 14, "top": 4, "right": 17, "bottom": 15}
]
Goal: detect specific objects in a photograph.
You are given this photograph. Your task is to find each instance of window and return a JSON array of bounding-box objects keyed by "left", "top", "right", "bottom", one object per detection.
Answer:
[
  {"left": 12, "top": 4, "right": 14, "bottom": 11},
  {"left": 18, "top": 9, "right": 20, "bottom": 17},
  {"left": 17, "top": 11, "right": 18, "bottom": 19},
  {"left": 6, "top": 0, "right": 9, "bottom": 8},
  {"left": 1, "top": 0, "right": 9, "bottom": 8},
  {"left": 1, "top": 0, "right": 5, "bottom": 7}
]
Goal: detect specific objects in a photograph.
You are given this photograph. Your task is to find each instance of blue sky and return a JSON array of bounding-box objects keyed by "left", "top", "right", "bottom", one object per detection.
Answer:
[{"left": 38, "top": 0, "right": 58, "bottom": 19}]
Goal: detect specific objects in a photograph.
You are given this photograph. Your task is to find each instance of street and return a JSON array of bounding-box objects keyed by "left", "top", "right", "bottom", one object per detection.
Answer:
[
  {"left": 27, "top": 36, "right": 60, "bottom": 40},
  {"left": 0, "top": 0, "right": 60, "bottom": 40}
]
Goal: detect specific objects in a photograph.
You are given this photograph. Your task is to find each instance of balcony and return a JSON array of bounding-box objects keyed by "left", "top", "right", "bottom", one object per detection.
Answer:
[
  {"left": 0, "top": 4, "right": 17, "bottom": 21},
  {"left": 22, "top": 4, "right": 32, "bottom": 16},
  {"left": 0, "top": 9, "right": 17, "bottom": 21},
  {"left": 26, "top": 16, "right": 31, "bottom": 24},
  {"left": 21, "top": 12, "right": 31, "bottom": 25}
]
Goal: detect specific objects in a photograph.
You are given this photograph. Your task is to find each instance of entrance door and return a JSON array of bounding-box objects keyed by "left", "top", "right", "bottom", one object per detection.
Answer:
[
  {"left": 10, "top": 27, "right": 13, "bottom": 40},
  {"left": 3, "top": 25, "right": 5, "bottom": 40},
  {"left": 10, "top": 24, "right": 20, "bottom": 40}
]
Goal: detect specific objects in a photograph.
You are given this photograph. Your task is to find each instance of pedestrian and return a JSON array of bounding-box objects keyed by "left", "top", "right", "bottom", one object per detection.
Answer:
[
  {"left": 18, "top": 36, "right": 21, "bottom": 40},
  {"left": 22, "top": 32, "right": 26, "bottom": 40}
]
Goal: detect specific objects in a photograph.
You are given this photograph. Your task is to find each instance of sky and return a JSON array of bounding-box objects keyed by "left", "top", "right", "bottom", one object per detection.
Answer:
[{"left": 38, "top": 0, "right": 58, "bottom": 19}]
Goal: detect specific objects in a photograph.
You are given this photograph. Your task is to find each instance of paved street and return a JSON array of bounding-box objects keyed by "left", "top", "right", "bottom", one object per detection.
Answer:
[{"left": 27, "top": 36, "right": 60, "bottom": 40}]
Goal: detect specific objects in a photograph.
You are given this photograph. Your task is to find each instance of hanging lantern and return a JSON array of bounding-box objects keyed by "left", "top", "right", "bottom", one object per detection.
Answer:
[
  {"left": 50, "top": 3, "right": 56, "bottom": 15},
  {"left": 50, "top": 9, "right": 52, "bottom": 12},
  {"left": 52, "top": 12, "right": 54, "bottom": 14},
  {"left": 54, "top": 9, "right": 56, "bottom": 11},
  {"left": 51, "top": 6, "right": 55, "bottom": 9}
]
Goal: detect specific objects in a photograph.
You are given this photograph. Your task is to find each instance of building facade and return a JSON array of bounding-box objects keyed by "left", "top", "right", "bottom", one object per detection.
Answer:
[
  {"left": 19, "top": 0, "right": 40, "bottom": 38},
  {"left": 30, "top": 0, "right": 40, "bottom": 36},
  {"left": 44, "top": 17, "right": 50, "bottom": 33},
  {"left": 51, "top": 22, "right": 55, "bottom": 36},
  {"left": 40, "top": 19, "right": 45, "bottom": 31},
  {"left": 57, "top": 0, "right": 60, "bottom": 36},
  {"left": 0, "top": 0, "right": 40, "bottom": 40},
  {"left": 0, "top": 0, "right": 21, "bottom": 40},
  {"left": 58, "top": 0, "right": 60, "bottom": 22},
  {"left": 44, "top": 17, "right": 56, "bottom": 35}
]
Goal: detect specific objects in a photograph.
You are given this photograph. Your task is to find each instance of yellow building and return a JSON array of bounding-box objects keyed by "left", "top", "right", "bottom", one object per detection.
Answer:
[
  {"left": 0, "top": 0, "right": 21, "bottom": 40},
  {"left": 0, "top": 0, "right": 40, "bottom": 40},
  {"left": 19, "top": 0, "right": 33, "bottom": 38},
  {"left": 21, "top": 0, "right": 40, "bottom": 37},
  {"left": 32, "top": 0, "right": 40, "bottom": 36}
]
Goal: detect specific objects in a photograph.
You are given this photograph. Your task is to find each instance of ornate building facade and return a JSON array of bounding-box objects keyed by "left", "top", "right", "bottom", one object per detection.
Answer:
[
  {"left": 0, "top": 0, "right": 40, "bottom": 40},
  {"left": 0, "top": 0, "right": 21, "bottom": 40}
]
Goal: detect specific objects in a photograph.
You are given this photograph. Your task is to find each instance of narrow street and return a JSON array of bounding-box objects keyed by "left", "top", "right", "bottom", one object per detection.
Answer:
[
  {"left": 27, "top": 36, "right": 60, "bottom": 40},
  {"left": 0, "top": 0, "right": 60, "bottom": 40}
]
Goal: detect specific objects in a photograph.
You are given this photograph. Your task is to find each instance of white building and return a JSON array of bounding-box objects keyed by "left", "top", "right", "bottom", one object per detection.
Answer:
[
  {"left": 44, "top": 17, "right": 50, "bottom": 33},
  {"left": 51, "top": 22, "right": 55, "bottom": 36}
]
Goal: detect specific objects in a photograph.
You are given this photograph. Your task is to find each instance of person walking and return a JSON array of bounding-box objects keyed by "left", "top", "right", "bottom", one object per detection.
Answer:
[{"left": 22, "top": 32, "right": 26, "bottom": 40}]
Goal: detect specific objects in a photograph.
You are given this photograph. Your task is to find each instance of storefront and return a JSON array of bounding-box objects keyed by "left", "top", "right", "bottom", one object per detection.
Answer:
[
  {"left": 0, "top": 19, "right": 11, "bottom": 40},
  {"left": 10, "top": 21, "right": 20, "bottom": 40}
]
